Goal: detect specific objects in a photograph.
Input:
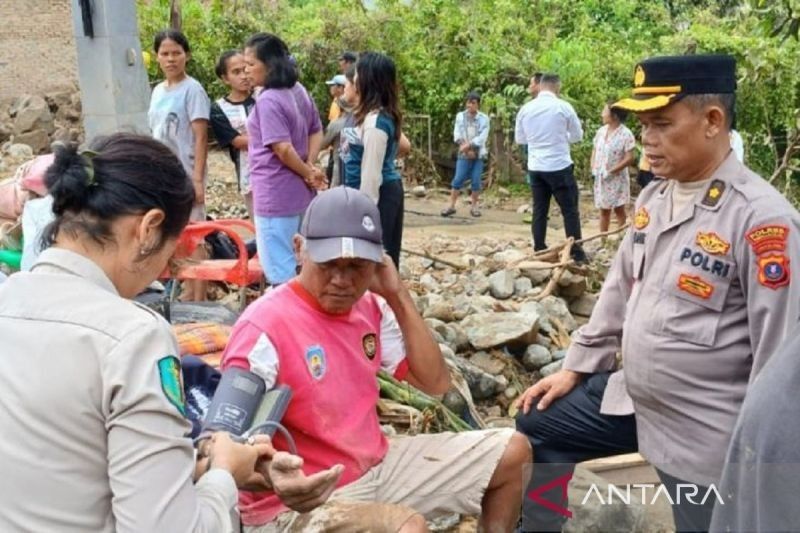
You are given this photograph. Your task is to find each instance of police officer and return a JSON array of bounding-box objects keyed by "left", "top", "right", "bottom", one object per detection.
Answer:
[
  {"left": 0, "top": 134, "right": 340, "bottom": 532},
  {"left": 515, "top": 55, "right": 800, "bottom": 532}
]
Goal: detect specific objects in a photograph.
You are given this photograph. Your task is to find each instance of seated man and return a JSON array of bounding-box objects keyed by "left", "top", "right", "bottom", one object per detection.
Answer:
[{"left": 221, "top": 187, "right": 531, "bottom": 532}]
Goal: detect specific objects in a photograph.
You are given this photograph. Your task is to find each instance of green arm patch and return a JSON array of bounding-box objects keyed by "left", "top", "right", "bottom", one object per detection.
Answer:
[{"left": 158, "top": 356, "right": 186, "bottom": 416}]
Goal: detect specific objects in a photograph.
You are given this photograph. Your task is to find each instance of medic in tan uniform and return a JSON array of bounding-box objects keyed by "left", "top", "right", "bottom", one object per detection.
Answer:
[{"left": 0, "top": 134, "right": 339, "bottom": 532}]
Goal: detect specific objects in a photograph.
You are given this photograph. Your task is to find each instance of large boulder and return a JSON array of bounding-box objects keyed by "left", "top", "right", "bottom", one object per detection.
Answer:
[
  {"left": 523, "top": 344, "right": 553, "bottom": 371},
  {"left": 492, "top": 248, "right": 527, "bottom": 264},
  {"left": 461, "top": 311, "right": 539, "bottom": 350},
  {"left": 5, "top": 142, "right": 33, "bottom": 160},
  {"left": 0, "top": 122, "right": 11, "bottom": 144},
  {"left": 489, "top": 270, "right": 516, "bottom": 299},
  {"left": 442, "top": 346, "right": 507, "bottom": 399},
  {"left": 514, "top": 277, "right": 534, "bottom": 296},
  {"left": 469, "top": 351, "right": 507, "bottom": 375},
  {"left": 540, "top": 360, "right": 563, "bottom": 377},
  {"left": 12, "top": 95, "right": 55, "bottom": 135},
  {"left": 14, "top": 129, "right": 50, "bottom": 154},
  {"left": 464, "top": 271, "right": 490, "bottom": 296},
  {"left": 422, "top": 294, "right": 456, "bottom": 322},
  {"left": 570, "top": 293, "right": 598, "bottom": 317},
  {"left": 557, "top": 270, "right": 588, "bottom": 300},
  {"left": 539, "top": 295, "right": 578, "bottom": 332},
  {"left": 518, "top": 260, "right": 553, "bottom": 285}
]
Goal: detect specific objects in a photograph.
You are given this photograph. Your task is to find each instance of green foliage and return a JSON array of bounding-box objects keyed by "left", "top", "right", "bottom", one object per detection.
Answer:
[{"left": 137, "top": 0, "right": 800, "bottom": 199}]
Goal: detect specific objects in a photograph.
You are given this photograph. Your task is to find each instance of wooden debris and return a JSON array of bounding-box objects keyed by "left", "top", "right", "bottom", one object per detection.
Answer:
[
  {"left": 534, "top": 237, "right": 574, "bottom": 301},
  {"left": 401, "top": 247, "right": 466, "bottom": 271},
  {"left": 548, "top": 317, "right": 572, "bottom": 349}
]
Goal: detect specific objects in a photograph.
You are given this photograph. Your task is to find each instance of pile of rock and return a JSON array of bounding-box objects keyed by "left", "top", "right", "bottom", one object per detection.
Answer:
[
  {"left": 402, "top": 235, "right": 600, "bottom": 419},
  {"left": 0, "top": 87, "right": 83, "bottom": 155}
]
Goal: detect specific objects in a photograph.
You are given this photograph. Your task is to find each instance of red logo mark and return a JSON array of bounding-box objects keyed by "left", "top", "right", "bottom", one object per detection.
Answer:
[{"left": 527, "top": 472, "right": 574, "bottom": 519}]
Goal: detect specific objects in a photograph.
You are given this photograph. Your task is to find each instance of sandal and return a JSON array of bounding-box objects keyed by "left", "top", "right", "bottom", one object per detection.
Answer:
[
  {"left": 470, "top": 208, "right": 482, "bottom": 217},
  {"left": 441, "top": 207, "right": 457, "bottom": 217}
]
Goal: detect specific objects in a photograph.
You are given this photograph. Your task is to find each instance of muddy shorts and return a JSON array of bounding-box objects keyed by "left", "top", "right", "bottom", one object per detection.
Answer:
[{"left": 246, "top": 428, "right": 515, "bottom": 533}]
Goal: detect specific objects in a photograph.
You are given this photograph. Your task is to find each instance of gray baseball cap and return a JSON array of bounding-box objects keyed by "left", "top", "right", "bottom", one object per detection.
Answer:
[{"left": 300, "top": 187, "right": 384, "bottom": 263}]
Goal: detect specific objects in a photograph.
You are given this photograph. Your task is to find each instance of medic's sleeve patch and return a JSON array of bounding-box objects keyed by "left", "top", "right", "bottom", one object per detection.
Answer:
[
  {"left": 757, "top": 254, "right": 790, "bottom": 290},
  {"left": 677, "top": 273, "right": 714, "bottom": 299},
  {"left": 746, "top": 224, "right": 789, "bottom": 255},
  {"left": 158, "top": 356, "right": 186, "bottom": 415}
]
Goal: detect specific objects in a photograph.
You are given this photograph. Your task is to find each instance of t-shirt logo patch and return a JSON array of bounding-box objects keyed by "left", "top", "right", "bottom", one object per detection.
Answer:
[
  {"left": 305, "top": 345, "right": 327, "bottom": 380},
  {"left": 157, "top": 356, "right": 186, "bottom": 415},
  {"left": 362, "top": 215, "right": 375, "bottom": 232},
  {"left": 362, "top": 333, "right": 377, "bottom": 360}
]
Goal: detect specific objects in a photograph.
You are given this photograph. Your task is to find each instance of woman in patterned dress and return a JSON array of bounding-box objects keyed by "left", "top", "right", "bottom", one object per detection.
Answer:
[{"left": 591, "top": 101, "right": 636, "bottom": 232}]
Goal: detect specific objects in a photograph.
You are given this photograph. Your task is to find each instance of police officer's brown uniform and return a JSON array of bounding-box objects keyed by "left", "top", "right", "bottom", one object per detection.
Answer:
[
  {"left": 517, "top": 55, "right": 800, "bottom": 532},
  {"left": 0, "top": 248, "right": 238, "bottom": 532}
]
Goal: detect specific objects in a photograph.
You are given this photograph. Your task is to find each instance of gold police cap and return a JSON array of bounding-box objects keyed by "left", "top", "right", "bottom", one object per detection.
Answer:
[{"left": 614, "top": 54, "right": 737, "bottom": 112}]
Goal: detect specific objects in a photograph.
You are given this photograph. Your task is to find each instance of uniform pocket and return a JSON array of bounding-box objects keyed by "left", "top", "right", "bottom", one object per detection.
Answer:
[{"left": 656, "top": 264, "right": 732, "bottom": 347}]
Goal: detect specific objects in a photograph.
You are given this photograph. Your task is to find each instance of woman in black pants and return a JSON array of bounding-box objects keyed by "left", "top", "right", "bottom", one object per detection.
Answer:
[{"left": 340, "top": 52, "right": 406, "bottom": 267}]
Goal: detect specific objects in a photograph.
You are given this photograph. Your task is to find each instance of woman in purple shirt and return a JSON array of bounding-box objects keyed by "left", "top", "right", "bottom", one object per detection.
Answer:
[{"left": 243, "top": 33, "right": 327, "bottom": 284}]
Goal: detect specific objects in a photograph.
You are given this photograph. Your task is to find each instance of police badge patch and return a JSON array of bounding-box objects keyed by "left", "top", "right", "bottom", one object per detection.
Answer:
[
  {"left": 757, "top": 254, "right": 790, "bottom": 289},
  {"left": 157, "top": 356, "right": 186, "bottom": 415},
  {"left": 305, "top": 345, "right": 327, "bottom": 380},
  {"left": 634, "top": 207, "right": 650, "bottom": 230},
  {"left": 696, "top": 231, "right": 730, "bottom": 256}
]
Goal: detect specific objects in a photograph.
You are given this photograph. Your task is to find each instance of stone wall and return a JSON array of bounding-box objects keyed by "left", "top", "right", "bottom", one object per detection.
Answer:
[{"left": 0, "top": 0, "right": 78, "bottom": 100}]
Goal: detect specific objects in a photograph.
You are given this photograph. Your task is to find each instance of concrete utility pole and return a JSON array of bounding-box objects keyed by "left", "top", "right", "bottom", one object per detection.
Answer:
[{"left": 71, "top": 0, "right": 150, "bottom": 141}]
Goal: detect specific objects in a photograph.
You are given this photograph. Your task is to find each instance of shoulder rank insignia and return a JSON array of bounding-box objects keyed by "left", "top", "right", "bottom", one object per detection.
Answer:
[
  {"left": 757, "top": 254, "right": 790, "bottom": 289},
  {"left": 157, "top": 356, "right": 186, "bottom": 415},
  {"left": 696, "top": 231, "right": 730, "bottom": 256},
  {"left": 746, "top": 224, "right": 789, "bottom": 255},
  {"left": 634, "top": 207, "right": 650, "bottom": 230},
  {"left": 677, "top": 273, "right": 714, "bottom": 299},
  {"left": 701, "top": 180, "right": 726, "bottom": 207}
]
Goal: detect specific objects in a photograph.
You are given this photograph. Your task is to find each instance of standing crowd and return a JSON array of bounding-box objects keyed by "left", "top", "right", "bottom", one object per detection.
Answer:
[
  {"left": 147, "top": 30, "right": 410, "bottom": 292},
  {"left": 0, "top": 23, "right": 797, "bottom": 533}
]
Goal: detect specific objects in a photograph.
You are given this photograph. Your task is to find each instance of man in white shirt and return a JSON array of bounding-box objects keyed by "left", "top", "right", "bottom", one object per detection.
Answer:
[{"left": 515, "top": 74, "right": 587, "bottom": 262}]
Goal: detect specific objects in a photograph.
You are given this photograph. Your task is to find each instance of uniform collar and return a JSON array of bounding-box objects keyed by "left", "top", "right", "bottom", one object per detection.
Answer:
[
  {"left": 694, "top": 150, "right": 740, "bottom": 212},
  {"left": 653, "top": 151, "right": 739, "bottom": 209},
  {"left": 32, "top": 248, "right": 119, "bottom": 296}
]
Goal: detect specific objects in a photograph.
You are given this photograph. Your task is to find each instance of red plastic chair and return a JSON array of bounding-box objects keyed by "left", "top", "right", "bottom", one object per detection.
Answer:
[{"left": 162, "top": 220, "right": 265, "bottom": 309}]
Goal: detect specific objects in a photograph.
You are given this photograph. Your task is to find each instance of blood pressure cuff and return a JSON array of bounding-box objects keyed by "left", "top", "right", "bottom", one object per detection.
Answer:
[{"left": 181, "top": 355, "right": 221, "bottom": 438}]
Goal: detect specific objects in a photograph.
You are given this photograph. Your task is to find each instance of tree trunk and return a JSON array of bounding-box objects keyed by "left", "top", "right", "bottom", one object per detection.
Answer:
[{"left": 169, "top": 0, "right": 182, "bottom": 31}]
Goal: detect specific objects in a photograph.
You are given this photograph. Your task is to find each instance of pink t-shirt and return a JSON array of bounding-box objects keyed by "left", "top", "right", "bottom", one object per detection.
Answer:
[{"left": 221, "top": 281, "right": 408, "bottom": 525}]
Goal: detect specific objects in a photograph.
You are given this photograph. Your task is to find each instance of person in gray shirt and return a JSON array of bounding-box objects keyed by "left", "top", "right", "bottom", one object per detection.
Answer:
[{"left": 710, "top": 325, "right": 800, "bottom": 532}]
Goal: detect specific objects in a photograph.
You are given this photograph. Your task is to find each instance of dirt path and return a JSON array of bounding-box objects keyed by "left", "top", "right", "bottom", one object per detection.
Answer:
[{"left": 211, "top": 150, "right": 621, "bottom": 253}]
